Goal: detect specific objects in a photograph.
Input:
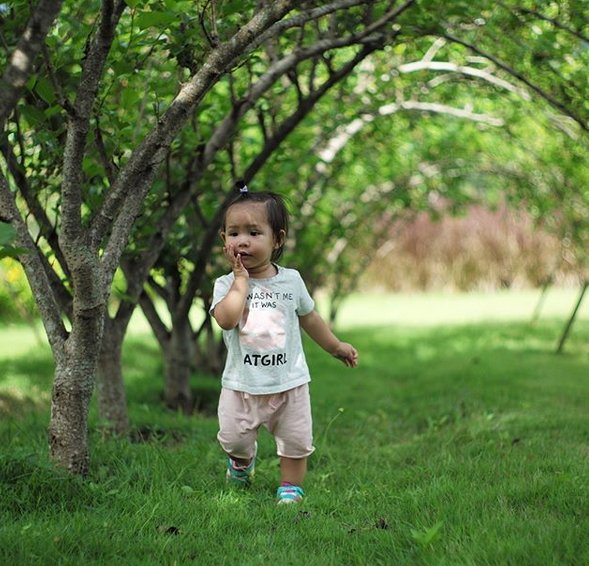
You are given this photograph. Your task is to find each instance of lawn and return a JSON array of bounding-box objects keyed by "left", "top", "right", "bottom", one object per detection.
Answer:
[{"left": 0, "top": 289, "right": 588, "bottom": 565}]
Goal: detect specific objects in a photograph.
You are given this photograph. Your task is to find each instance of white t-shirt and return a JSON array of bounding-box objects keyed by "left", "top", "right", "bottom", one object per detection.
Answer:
[{"left": 210, "top": 266, "right": 315, "bottom": 394}]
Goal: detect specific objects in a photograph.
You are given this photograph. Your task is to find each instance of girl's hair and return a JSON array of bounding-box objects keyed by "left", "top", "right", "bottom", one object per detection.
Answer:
[{"left": 223, "top": 181, "right": 289, "bottom": 261}]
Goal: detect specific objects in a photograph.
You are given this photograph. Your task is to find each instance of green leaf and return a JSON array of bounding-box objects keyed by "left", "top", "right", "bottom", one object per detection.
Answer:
[
  {"left": 223, "top": 0, "right": 247, "bottom": 16},
  {"left": 135, "top": 11, "right": 177, "bottom": 30},
  {"left": 35, "top": 77, "right": 56, "bottom": 105},
  {"left": 0, "top": 222, "right": 17, "bottom": 246},
  {"left": 180, "top": 485, "right": 194, "bottom": 495},
  {"left": 0, "top": 247, "right": 30, "bottom": 260},
  {"left": 121, "top": 88, "right": 141, "bottom": 108},
  {"left": 410, "top": 521, "right": 444, "bottom": 546},
  {"left": 83, "top": 157, "right": 103, "bottom": 178},
  {"left": 112, "top": 58, "right": 136, "bottom": 76},
  {"left": 19, "top": 105, "right": 46, "bottom": 126},
  {"left": 44, "top": 105, "right": 63, "bottom": 118}
]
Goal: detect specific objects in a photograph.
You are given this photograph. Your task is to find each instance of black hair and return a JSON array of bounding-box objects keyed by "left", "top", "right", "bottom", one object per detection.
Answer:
[{"left": 222, "top": 181, "right": 289, "bottom": 262}]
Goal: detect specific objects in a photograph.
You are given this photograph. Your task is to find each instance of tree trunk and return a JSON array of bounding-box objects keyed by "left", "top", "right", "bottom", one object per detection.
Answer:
[
  {"left": 556, "top": 280, "right": 588, "bottom": 354},
  {"left": 96, "top": 318, "right": 130, "bottom": 435},
  {"left": 530, "top": 276, "right": 553, "bottom": 325},
  {"left": 194, "top": 314, "right": 225, "bottom": 375},
  {"left": 48, "top": 310, "right": 104, "bottom": 476},
  {"left": 163, "top": 319, "right": 194, "bottom": 413}
]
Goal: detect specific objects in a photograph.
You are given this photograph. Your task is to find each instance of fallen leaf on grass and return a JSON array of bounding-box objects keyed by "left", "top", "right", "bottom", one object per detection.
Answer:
[
  {"left": 181, "top": 485, "right": 195, "bottom": 496},
  {"left": 410, "top": 521, "right": 443, "bottom": 546}
]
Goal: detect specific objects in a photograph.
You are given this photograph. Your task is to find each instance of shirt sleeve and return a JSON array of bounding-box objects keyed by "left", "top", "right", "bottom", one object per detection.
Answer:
[
  {"left": 295, "top": 271, "right": 315, "bottom": 316},
  {"left": 209, "top": 274, "right": 233, "bottom": 315}
]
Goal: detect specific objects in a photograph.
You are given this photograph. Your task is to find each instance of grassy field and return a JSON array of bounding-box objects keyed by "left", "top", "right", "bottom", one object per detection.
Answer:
[{"left": 0, "top": 290, "right": 588, "bottom": 565}]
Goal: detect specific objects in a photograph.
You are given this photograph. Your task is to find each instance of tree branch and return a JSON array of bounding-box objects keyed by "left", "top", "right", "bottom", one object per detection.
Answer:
[
  {"left": 201, "top": 19, "right": 406, "bottom": 168},
  {"left": 441, "top": 32, "right": 589, "bottom": 132},
  {"left": 0, "top": 134, "right": 70, "bottom": 277},
  {"left": 0, "top": 0, "right": 63, "bottom": 126},
  {"left": 94, "top": 113, "right": 118, "bottom": 185},
  {"left": 515, "top": 6, "right": 589, "bottom": 44},
  {"left": 146, "top": 274, "right": 171, "bottom": 305},
  {"left": 92, "top": 0, "right": 298, "bottom": 285},
  {"left": 244, "top": 43, "right": 380, "bottom": 181},
  {"left": 41, "top": 43, "right": 74, "bottom": 114},
  {"left": 101, "top": 1, "right": 412, "bottom": 321},
  {"left": 252, "top": 0, "right": 378, "bottom": 53},
  {"left": 96, "top": 0, "right": 414, "bottom": 279},
  {"left": 0, "top": 171, "right": 68, "bottom": 352},
  {"left": 379, "top": 100, "right": 504, "bottom": 126},
  {"left": 176, "top": 191, "right": 236, "bottom": 319},
  {"left": 138, "top": 290, "right": 170, "bottom": 350},
  {"left": 398, "top": 60, "right": 531, "bottom": 100},
  {"left": 0, "top": 133, "right": 73, "bottom": 318},
  {"left": 60, "top": 0, "right": 126, "bottom": 244}
]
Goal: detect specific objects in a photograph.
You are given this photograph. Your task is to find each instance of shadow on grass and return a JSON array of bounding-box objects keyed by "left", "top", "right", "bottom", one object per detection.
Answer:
[
  {"left": 308, "top": 318, "right": 589, "bottom": 442},
  {"left": 0, "top": 450, "right": 106, "bottom": 515},
  {"left": 121, "top": 336, "right": 220, "bottom": 416},
  {"left": 2, "top": 319, "right": 586, "bottom": 423}
]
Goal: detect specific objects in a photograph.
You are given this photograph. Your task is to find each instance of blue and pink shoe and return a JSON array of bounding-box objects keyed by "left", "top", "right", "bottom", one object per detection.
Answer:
[
  {"left": 276, "top": 484, "right": 304, "bottom": 504},
  {"left": 226, "top": 444, "right": 256, "bottom": 487}
]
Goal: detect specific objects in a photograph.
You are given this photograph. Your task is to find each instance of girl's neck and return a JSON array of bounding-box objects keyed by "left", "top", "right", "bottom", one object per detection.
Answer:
[{"left": 248, "top": 262, "right": 278, "bottom": 279}]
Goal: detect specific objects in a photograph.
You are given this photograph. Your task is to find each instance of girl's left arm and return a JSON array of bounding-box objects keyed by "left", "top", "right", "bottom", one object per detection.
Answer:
[{"left": 299, "top": 310, "right": 358, "bottom": 368}]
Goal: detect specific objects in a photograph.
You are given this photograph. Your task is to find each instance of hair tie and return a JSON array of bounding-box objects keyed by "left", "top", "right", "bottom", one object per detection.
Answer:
[{"left": 235, "top": 180, "right": 248, "bottom": 194}]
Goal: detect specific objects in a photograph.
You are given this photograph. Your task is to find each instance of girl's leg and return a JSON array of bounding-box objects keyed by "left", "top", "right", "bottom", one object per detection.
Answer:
[
  {"left": 270, "top": 385, "right": 314, "bottom": 486},
  {"left": 280, "top": 456, "right": 307, "bottom": 485},
  {"left": 217, "top": 389, "right": 258, "bottom": 466},
  {"left": 277, "top": 457, "right": 307, "bottom": 503},
  {"left": 229, "top": 455, "right": 252, "bottom": 467}
]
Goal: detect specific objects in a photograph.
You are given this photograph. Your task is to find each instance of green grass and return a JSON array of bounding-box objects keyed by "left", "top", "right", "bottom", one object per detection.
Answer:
[{"left": 0, "top": 291, "right": 588, "bottom": 565}]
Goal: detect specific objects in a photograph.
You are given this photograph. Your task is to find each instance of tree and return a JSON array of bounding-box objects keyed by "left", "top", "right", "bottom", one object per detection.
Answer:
[{"left": 0, "top": 0, "right": 302, "bottom": 474}]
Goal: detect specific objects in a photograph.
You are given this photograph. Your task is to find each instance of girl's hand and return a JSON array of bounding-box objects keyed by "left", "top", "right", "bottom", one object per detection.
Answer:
[
  {"left": 333, "top": 342, "right": 358, "bottom": 368},
  {"left": 224, "top": 243, "right": 249, "bottom": 279}
]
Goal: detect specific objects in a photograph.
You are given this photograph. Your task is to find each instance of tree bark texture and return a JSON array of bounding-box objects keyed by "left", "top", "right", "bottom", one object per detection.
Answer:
[
  {"left": 96, "top": 319, "right": 130, "bottom": 434},
  {"left": 162, "top": 319, "right": 194, "bottom": 413},
  {"left": 48, "top": 299, "right": 105, "bottom": 475},
  {"left": 193, "top": 315, "right": 226, "bottom": 376},
  {"left": 94, "top": 261, "right": 145, "bottom": 433},
  {"left": 0, "top": 0, "right": 63, "bottom": 125}
]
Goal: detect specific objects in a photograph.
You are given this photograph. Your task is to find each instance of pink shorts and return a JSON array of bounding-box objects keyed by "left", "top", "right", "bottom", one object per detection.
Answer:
[{"left": 217, "top": 383, "right": 315, "bottom": 460}]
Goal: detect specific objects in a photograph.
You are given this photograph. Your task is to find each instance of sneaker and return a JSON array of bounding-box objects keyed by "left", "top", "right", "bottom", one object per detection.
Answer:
[
  {"left": 276, "top": 484, "right": 304, "bottom": 504},
  {"left": 226, "top": 443, "right": 256, "bottom": 487}
]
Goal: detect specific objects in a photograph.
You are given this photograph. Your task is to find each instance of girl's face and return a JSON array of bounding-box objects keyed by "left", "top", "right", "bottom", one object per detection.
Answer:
[{"left": 222, "top": 202, "right": 285, "bottom": 278}]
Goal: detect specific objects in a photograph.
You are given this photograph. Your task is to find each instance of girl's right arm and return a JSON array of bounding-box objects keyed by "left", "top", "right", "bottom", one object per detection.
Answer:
[
  {"left": 213, "top": 275, "right": 249, "bottom": 329},
  {"left": 212, "top": 243, "right": 249, "bottom": 330}
]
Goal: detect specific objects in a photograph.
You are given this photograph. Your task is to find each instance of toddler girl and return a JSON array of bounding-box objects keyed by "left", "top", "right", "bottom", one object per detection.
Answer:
[{"left": 210, "top": 183, "right": 358, "bottom": 504}]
